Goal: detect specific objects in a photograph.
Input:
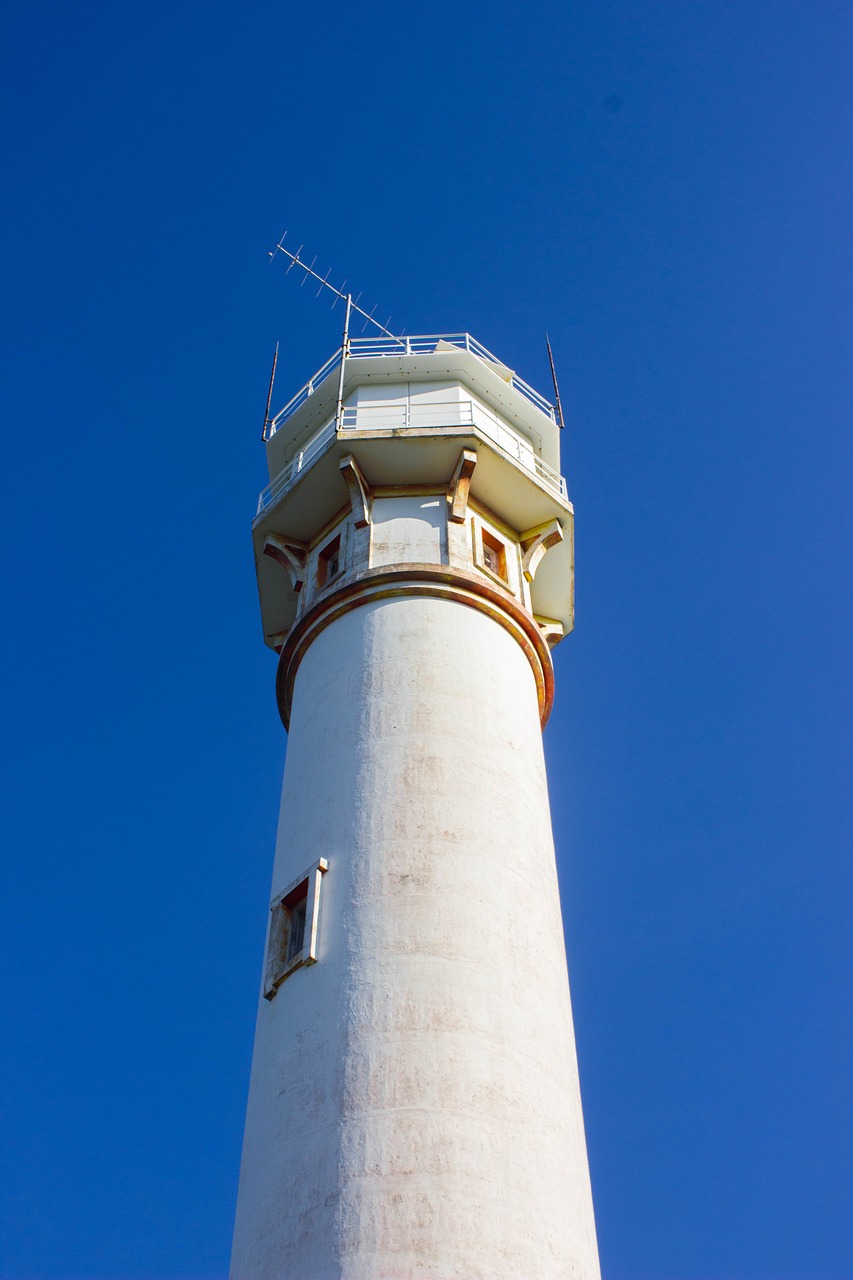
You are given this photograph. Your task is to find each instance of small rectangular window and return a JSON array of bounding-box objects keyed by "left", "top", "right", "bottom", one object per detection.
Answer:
[
  {"left": 285, "top": 895, "right": 306, "bottom": 964},
  {"left": 481, "top": 528, "right": 508, "bottom": 582},
  {"left": 264, "top": 859, "right": 329, "bottom": 999},
  {"left": 317, "top": 535, "right": 342, "bottom": 587}
]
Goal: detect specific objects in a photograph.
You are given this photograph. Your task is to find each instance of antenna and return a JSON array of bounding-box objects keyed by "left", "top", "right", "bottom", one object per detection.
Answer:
[
  {"left": 261, "top": 342, "right": 279, "bottom": 441},
  {"left": 545, "top": 333, "right": 566, "bottom": 431},
  {"left": 269, "top": 233, "right": 396, "bottom": 339}
]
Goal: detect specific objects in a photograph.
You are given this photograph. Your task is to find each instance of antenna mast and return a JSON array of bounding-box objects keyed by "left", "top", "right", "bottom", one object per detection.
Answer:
[{"left": 545, "top": 333, "right": 566, "bottom": 431}]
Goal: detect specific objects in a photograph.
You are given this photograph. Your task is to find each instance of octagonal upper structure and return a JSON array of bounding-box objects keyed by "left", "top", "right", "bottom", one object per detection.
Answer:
[
  {"left": 253, "top": 335, "right": 574, "bottom": 649},
  {"left": 264, "top": 335, "right": 563, "bottom": 477}
]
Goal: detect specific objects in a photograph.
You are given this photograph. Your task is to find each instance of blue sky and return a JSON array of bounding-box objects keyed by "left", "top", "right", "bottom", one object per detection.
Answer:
[{"left": 1, "top": 2, "right": 850, "bottom": 1277}]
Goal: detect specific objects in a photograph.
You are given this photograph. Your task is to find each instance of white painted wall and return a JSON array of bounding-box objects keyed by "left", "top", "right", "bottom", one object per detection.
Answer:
[
  {"left": 230, "top": 594, "right": 600, "bottom": 1279},
  {"left": 369, "top": 495, "right": 446, "bottom": 568},
  {"left": 348, "top": 381, "right": 478, "bottom": 431}
]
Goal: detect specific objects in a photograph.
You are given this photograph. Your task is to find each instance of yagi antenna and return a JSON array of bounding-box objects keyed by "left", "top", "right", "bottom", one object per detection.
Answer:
[
  {"left": 269, "top": 233, "right": 396, "bottom": 339},
  {"left": 545, "top": 333, "right": 566, "bottom": 431}
]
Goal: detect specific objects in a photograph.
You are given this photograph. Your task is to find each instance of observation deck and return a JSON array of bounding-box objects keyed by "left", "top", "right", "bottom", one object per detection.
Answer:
[
  {"left": 255, "top": 334, "right": 568, "bottom": 522},
  {"left": 252, "top": 333, "right": 573, "bottom": 648}
]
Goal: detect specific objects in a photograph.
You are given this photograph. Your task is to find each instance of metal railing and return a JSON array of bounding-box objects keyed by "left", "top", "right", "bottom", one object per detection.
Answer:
[
  {"left": 265, "top": 350, "right": 342, "bottom": 439},
  {"left": 265, "top": 334, "right": 557, "bottom": 440},
  {"left": 255, "top": 397, "right": 566, "bottom": 519},
  {"left": 340, "top": 401, "right": 473, "bottom": 431},
  {"left": 257, "top": 415, "right": 337, "bottom": 516}
]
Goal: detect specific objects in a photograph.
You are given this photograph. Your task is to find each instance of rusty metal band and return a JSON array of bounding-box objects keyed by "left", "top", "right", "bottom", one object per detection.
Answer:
[{"left": 275, "top": 563, "right": 555, "bottom": 732}]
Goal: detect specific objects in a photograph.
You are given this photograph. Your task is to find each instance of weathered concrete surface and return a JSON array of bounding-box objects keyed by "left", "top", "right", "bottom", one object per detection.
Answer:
[
  {"left": 230, "top": 595, "right": 600, "bottom": 1279},
  {"left": 369, "top": 495, "right": 446, "bottom": 569}
]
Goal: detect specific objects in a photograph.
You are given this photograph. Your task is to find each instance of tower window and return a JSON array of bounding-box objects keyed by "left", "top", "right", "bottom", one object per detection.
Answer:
[
  {"left": 286, "top": 895, "right": 306, "bottom": 964},
  {"left": 480, "top": 528, "right": 508, "bottom": 583},
  {"left": 264, "top": 859, "right": 329, "bottom": 999},
  {"left": 317, "top": 535, "right": 342, "bottom": 587}
]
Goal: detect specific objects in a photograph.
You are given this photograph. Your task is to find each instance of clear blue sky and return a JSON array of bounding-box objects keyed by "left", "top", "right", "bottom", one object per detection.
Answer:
[{"left": 1, "top": 2, "right": 850, "bottom": 1278}]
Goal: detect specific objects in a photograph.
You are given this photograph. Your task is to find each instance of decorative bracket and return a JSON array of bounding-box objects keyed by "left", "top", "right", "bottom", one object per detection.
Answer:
[
  {"left": 263, "top": 533, "right": 308, "bottom": 593},
  {"left": 534, "top": 616, "right": 565, "bottom": 648},
  {"left": 340, "top": 454, "right": 372, "bottom": 528},
  {"left": 447, "top": 448, "right": 477, "bottom": 523},
  {"left": 520, "top": 519, "right": 564, "bottom": 583}
]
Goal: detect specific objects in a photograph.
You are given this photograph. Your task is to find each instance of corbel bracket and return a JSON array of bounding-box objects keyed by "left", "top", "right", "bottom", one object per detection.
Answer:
[
  {"left": 534, "top": 616, "right": 565, "bottom": 648},
  {"left": 340, "top": 454, "right": 372, "bottom": 528},
  {"left": 263, "top": 533, "right": 308, "bottom": 593},
  {"left": 520, "top": 518, "right": 564, "bottom": 582},
  {"left": 447, "top": 448, "right": 477, "bottom": 523}
]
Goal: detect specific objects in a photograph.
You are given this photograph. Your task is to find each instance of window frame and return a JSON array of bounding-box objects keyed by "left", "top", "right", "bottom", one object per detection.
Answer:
[
  {"left": 481, "top": 528, "right": 507, "bottom": 580},
  {"left": 264, "top": 858, "right": 329, "bottom": 999},
  {"left": 316, "top": 533, "right": 343, "bottom": 588},
  {"left": 472, "top": 520, "right": 513, "bottom": 588}
]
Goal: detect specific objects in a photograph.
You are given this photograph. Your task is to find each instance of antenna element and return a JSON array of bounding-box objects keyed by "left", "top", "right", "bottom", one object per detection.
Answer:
[
  {"left": 545, "top": 333, "right": 566, "bottom": 431},
  {"left": 262, "top": 342, "right": 279, "bottom": 442}
]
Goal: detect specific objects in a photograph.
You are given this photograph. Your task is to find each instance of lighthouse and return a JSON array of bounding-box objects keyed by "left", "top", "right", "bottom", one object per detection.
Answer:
[{"left": 230, "top": 321, "right": 601, "bottom": 1279}]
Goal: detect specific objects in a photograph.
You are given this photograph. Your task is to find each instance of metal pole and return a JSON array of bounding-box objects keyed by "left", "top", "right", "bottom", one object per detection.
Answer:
[
  {"left": 545, "top": 334, "right": 566, "bottom": 431},
  {"left": 335, "top": 294, "right": 352, "bottom": 432},
  {"left": 261, "top": 342, "right": 279, "bottom": 441}
]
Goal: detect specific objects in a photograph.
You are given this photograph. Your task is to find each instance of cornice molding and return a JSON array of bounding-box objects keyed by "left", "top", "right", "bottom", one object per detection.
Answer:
[{"left": 275, "top": 563, "right": 555, "bottom": 732}]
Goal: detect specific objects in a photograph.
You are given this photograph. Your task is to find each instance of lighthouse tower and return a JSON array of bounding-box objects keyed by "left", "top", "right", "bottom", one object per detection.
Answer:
[{"left": 230, "top": 325, "right": 600, "bottom": 1279}]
